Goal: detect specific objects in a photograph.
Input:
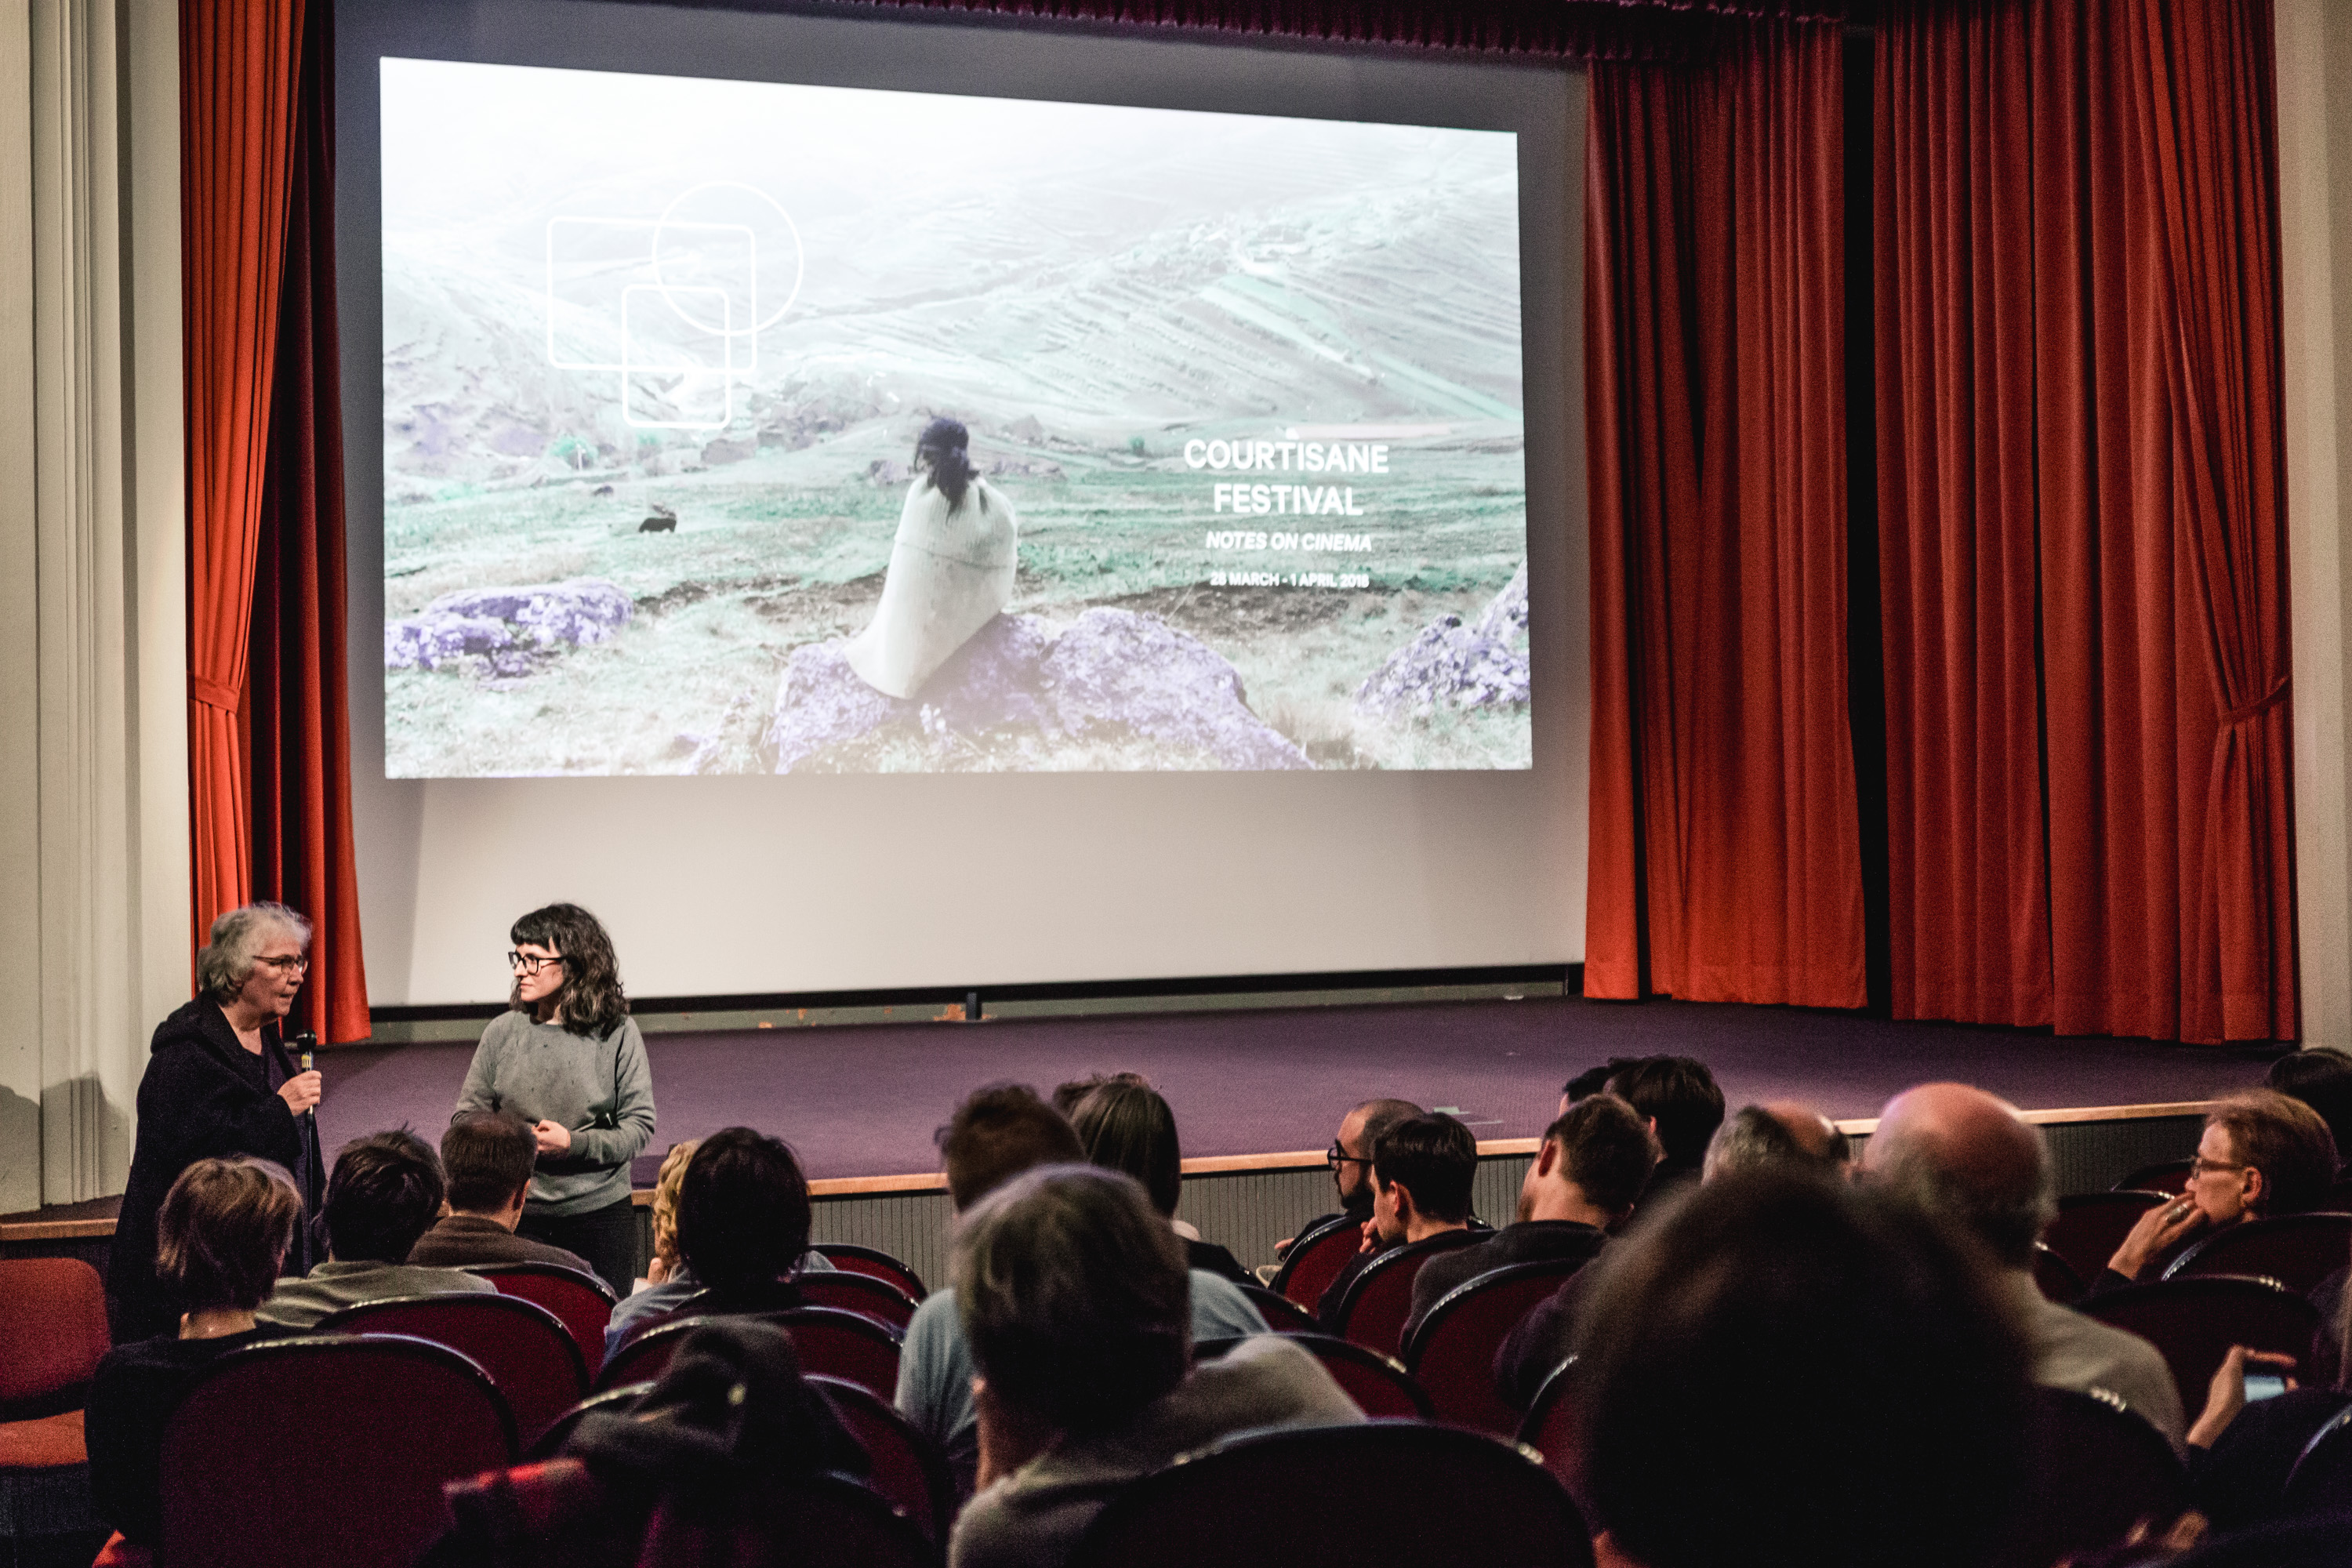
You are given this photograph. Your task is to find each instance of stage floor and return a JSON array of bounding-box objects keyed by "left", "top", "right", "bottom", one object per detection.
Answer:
[{"left": 317, "top": 996, "right": 2285, "bottom": 1184}]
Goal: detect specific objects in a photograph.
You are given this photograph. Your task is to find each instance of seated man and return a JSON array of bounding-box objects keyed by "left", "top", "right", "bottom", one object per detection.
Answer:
[
  {"left": 897, "top": 1084, "right": 1267, "bottom": 1498},
  {"left": 1701, "top": 1102, "right": 1851, "bottom": 1182},
  {"left": 1864, "top": 1084, "right": 2185, "bottom": 1445},
  {"left": 408, "top": 1111, "right": 596, "bottom": 1274},
  {"left": 1602, "top": 1054, "right": 1725, "bottom": 1210},
  {"left": 1316, "top": 1112, "right": 1477, "bottom": 1331},
  {"left": 257, "top": 1130, "right": 497, "bottom": 1330},
  {"left": 1407, "top": 1093, "right": 1650, "bottom": 1336},
  {"left": 1274, "top": 1097, "right": 1423, "bottom": 1267},
  {"left": 949, "top": 1166, "right": 1362, "bottom": 1568}
]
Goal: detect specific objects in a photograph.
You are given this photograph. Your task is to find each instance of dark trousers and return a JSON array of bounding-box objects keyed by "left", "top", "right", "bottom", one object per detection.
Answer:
[{"left": 518, "top": 1197, "right": 641, "bottom": 1298}]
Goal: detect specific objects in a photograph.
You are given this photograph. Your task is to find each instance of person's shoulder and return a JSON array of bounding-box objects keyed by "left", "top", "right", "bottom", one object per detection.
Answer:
[
  {"left": 1185, "top": 1334, "right": 1367, "bottom": 1424},
  {"left": 904, "top": 1287, "right": 965, "bottom": 1355},
  {"left": 1185, "top": 1269, "right": 1265, "bottom": 1336}
]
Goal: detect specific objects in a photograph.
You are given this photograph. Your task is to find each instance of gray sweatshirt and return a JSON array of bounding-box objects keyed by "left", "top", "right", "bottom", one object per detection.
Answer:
[{"left": 454, "top": 1012, "right": 655, "bottom": 1216}]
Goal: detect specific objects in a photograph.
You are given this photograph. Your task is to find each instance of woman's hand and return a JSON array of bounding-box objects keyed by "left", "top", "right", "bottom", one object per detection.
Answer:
[
  {"left": 2187, "top": 1345, "right": 2297, "bottom": 1450},
  {"left": 277, "top": 1071, "right": 322, "bottom": 1115},
  {"left": 2107, "top": 1196, "right": 2209, "bottom": 1281},
  {"left": 532, "top": 1119, "right": 572, "bottom": 1155}
]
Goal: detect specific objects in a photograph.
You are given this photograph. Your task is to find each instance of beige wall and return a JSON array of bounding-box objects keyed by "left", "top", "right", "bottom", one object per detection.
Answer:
[
  {"left": 2280, "top": 0, "right": 2352, "bottom": 1051},
  {"left": 0, "top": 0, "right": 188, "bottom": 1214}
]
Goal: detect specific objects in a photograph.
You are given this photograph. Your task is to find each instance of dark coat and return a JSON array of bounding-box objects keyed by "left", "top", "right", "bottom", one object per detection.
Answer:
[{"left": 106, "top": 997, "right": 322, "bottom": 1336}]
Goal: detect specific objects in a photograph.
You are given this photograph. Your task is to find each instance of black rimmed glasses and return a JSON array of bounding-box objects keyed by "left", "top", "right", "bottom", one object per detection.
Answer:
[
  {"left": 1327, "top": 1142, "right": 1373, "bottom": 1171},
  {"left": 2187, "top": 1156, "right": 2249, "bottom": 1178},
  {"left": 507, "top": 950, "right": 564, "bottom": 975}
]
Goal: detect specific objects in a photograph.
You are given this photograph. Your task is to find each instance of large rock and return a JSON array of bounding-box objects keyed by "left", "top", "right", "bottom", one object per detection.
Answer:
[
  {"left": 1355, "top": 563, "right": 1530, "bottom": 717},
  {"left": 769, "top": 608, "right": 1311, "bottom": 772},
  {"left": 387, "top": 578, "right": 631, "bottom": 672}
]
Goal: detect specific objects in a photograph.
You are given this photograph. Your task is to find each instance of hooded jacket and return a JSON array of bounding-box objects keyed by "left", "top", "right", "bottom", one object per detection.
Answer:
[{"left": 106, "top": 996, "right": 323, "bottom": 1336}]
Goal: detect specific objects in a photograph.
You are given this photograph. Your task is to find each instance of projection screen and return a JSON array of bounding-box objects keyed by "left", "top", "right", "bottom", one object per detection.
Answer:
[{"left": 339, "top": 0, "right": 1588, "bottom": 1006}]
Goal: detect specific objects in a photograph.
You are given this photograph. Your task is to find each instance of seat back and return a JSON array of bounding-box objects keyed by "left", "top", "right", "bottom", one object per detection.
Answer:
[
  {"left": 2116, "top": 1160, "right": 2194, "bottom": 1196},
  {"left": 1330, "top": 1231, "right": 1486, "bottom": 1358},
  {"left": 2081, "top": 1276, "right": 2320, "bottom": 1413},
  {"left": 2285, "top": 1404, "right": 2352, "bottom": 1512},
  {"left": 318, "top": 1293, "right": 586, "bottom": 1445},
  {"left": 479, "top": 1263, "right": 617, "bottom": 1380},
  {"left": 1269, "top": 1214, "right": 1362, "bottom": 1309},
  {"left": 2042, "top": 1192, "right": 2168, "bottom": 1283},
  {"left": 1237, "top": 1283, "right": 1323, "bottom": 1334},
  {"left": 2031, "top": 1243, "right": 2087, "bottom": 1305},
  {"left": 793, "top": 1271, "right": 919, "bottom": 1329},
  {"left": 0, "top": 1257, "right": 109, "bottom": 1407},
  {"left": 597, "top": 1314, "right": 707, "bottom": 1391},
  {"left": 526, "top": 1381, "right": 655, "bottom": 1461},
  {"left": 1196, "top": 1334, "right": 1432, "bottom": 1420},
  {"left": 160, "top": 1334, "right": 516, "bottom": 1568},
  {"left": 1404, "top": 1260, "right": 1590, "bottom": 1435},
  {"left": 1068, "top": 1420, "right": 1592, "bottom": 1568},
  {"left": 807, "top": 1374, "right": 955, "bottom": 1544},
  {"left": 810, "top": 1243, "right": 927, "bottom": 1301},
  {"left": 1515, "top": 1357, "right": 1584, "bottom": 1504},
  {"left": 754, "top": 1308, "right": 906, "bottom": 1400},
  {"left": 1995, "top": 1387, "right": 2190, "bottom": 1568},
  {"left": 2164, "top": 1213, "right": 2352, "bottom": 1295}
]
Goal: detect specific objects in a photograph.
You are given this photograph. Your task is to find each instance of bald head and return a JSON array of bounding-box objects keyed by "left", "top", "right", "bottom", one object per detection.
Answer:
[
  {"left": 1864, "top": 1083, "right": 2054, "bottom": 1269},
  {"left": 1762, "top": 1102, "right": 1848, "bottom": 1164}
]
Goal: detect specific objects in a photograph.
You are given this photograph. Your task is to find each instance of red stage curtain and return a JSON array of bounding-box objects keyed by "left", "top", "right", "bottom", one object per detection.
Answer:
[
  {"left": 249, "top": 2, "right": 368, "bottom": 1042},
  {"left": 1874, "top": 0, "right": 2293, "bottom": 1044},
  {"left": 183, "top": 0, "right": 303, "bottom": 953},
  {"left": 1584, "top": 21, "right": 1866, "bottom": 1007}
]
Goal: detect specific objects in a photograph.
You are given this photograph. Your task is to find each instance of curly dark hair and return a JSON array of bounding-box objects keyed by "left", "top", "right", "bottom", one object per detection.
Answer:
[{"left": 509, "top": 902, "right": 629, "bottom": 1039}]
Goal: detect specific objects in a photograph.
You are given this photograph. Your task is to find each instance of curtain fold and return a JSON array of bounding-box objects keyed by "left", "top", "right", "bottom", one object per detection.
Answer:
[
  {"left": 1584, "top": 21, "right": 1867, "bottom": 1007},
  {"left": 249, "top": 1, "right": 369, "bottom": 1042},
  {"left": 183, "top": 0, "right": 304, "bottom": 953},
  {"left": 1874, "top": 0, "right": 2295, "bottom": 1044}
]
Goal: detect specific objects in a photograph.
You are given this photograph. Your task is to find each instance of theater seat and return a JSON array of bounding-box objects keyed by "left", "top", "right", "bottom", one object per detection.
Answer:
[
  {"left": 1995, "top": 1386, "right": 2189, "bottom": 1568},
  {"left": 784, "top": 1272, "right": 920, "bottom": 1330},
  {"left": 2162, "top": 1213, "right": 2352, "bottom": 1295},
  {"left": 2285, "top": 1403, "right": 2352, "bottom": 1512},
  {"left": 2031, "top": 1243, "right": 2087, "bottom": 1305},
  {"left": 807, "top": 1375, "right": 955, "bottom": 1544},
  {"left": 2042, "top": 1192, "right": 2167, "bottom": 1284},
  {"left": 1404, "top": 1259, "right": 1592, "bottom": 1436},
  {"left": 809, "top": 1243, "right": 928, "bottom": 1301},
  {"left": 1327, "top": 1230, "right": 1486, "bottom": 1358},
  {"left": 1269, "top": 1214, "right": 1362, "bottom": 1310},
  {"left": 0, "top": 1257, "right": 109, "bottom": 1546},
  {"left": 318, "top": 1292, "right": 587, "bottom": 1445},
  {"left": 1515, "top": 1357, "right": 1584, "bottom": 1504},
  {"left": 1067, "top": 1419, "right": 1592, "bottom": 1568},
  {"left": 479, "top": 1263, "right": 617, "bottom": 1380},
  {"left": 526, "top": 1381, "right": 655, "bottom": 1461},
  {"left": 2081, "top": 1276, "right": 2318, "bottom": 1414},
  {"left": 1236, "top": 1283, "right": 1322, "bottom": 1334},
  {"left": 160, "top": 1334, "right": 516, "bottom": 1568},
  {"left": 598, "top": 1308, "right": 905, "bottom": 1399}
]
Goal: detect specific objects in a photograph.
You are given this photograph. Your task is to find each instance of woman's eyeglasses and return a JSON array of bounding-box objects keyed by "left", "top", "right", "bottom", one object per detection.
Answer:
[
  {"left": 254, "top": 955, "right": 310, "bottom": 975},
  {"left": 507, "top": 951, "right": 564, "bottom": 975}
]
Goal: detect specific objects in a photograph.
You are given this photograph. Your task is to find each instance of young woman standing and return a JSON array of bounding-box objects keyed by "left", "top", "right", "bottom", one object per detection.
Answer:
[{"left": 453, "top": 902, "right": 655, "bottom": 1295}]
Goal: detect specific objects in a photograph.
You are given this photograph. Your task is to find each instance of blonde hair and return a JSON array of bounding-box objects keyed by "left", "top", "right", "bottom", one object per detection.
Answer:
[{"left": 650, "top": 1138, "right": 700, "bottom": 1272}]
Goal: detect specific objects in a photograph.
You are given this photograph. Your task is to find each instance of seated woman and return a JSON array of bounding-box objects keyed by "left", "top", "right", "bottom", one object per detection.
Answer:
[
  {"left": 85, "top": 1157, "right": 303, "bottom": 1547},
  {"left": 1069, "top": 1078, "right": 1252, "bottom": 1283},
  {"left": 2098, "top": 1090, "right": 2339, "bottom": 1291},
  {"left": 843, "top": 417, "right": 1018, "bottom": 699},
  {"left": 2182, "top": 1294, "right": 2352, "bottom": 1531}
]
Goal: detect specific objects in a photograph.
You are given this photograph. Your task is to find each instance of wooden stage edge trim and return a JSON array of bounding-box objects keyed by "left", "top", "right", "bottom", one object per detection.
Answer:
[{"left": 2, "top": 1099, "right": 2220, "bottom": 1240}]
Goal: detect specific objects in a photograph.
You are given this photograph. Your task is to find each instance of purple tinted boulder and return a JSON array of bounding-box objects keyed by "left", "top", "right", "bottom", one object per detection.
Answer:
[
  {"left": 387, "top": 578, "right": 632, "bottom": 672},
  {"left": 1356, "top": 564, "right": 1530, "bottom": 717}
]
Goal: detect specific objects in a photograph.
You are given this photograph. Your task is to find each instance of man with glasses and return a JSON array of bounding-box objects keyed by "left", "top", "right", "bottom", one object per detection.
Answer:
[{"left": 1267, "top": 1098, "right": 1422, "bottom": 1276}]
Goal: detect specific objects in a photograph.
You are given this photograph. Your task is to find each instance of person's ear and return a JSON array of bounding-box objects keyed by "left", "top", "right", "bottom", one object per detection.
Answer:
[
  {"left": 2241, "top": 1163, "right": 2267, "bottom": 1209},
  {"left": 1534, "top": 1139, "right": 1560, "bottom": 1179},
  {"left": 1392, "top": 1181, "right": 1420, "bottom": 1223}
]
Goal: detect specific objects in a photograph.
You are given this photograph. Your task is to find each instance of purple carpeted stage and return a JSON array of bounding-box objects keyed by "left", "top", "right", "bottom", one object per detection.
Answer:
[{"left": 315, "top": 996, "right": 2285, "bottom": 1185}]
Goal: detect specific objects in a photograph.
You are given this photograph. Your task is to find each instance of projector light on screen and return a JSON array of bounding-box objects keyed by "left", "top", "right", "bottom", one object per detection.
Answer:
[{"left": 379, "top": 57, "right": 1529, "bottom": 777}]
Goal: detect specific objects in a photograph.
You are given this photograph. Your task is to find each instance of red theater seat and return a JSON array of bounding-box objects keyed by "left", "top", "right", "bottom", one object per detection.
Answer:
[
  {"left": 318, "top": 1293, "right": 586, "bottom": 1445},
  {"left": 783, "top": 1272, "right": 920, "bottom": 1330},
  {"left": 160, "top": 1334, "right": 515, "bottom": 1568},
  {"left": 810, "top": 1243, "right": 928, "bottom": 1301},
  {"left": 526, "top": 1381, "right": 656, "bottom": 1461},
  {"left": 2162, "top": 1212, "right": 2352, "bottom": 1296},
  {"left": 1238, "top": 1283, "right": 1323, "bottom": 1334},
  {"left": 1515, "top": 1358, "right": 1584, "bottom": 1504},
  {"left": 1327, "top": 1230, "right": 1486, "bottom": 1359},
  {"left": 598, "top": 1308, "right": 904, "bottom": 1399},
  {"left": 1067, "top": 1420, "right": 1592, "bottom": 1568},
  {"left": 2042, "top": 1192, "right": 2167, "bottom": 1283},
  {"left": 2031, "top": 1243, "right": 2087, "bottom": 1305},
  {"left": 1404, "top": 1259, "right": 1591, "bottom": 1436},
  {"left": 479, "top": 1262, "right": 617, "bottom": 1379},
  {"left": 1996, "top": 1387, "right": 2189, "bottom": 1568},
  {"left": 2082, "top": 1276, "right": 2319, "bottom": 1414},
  {"left": 1269, "top": 1214, "right": 1362, "bottom": 1311},
  {"left": 807, "top": 1374, "right": 955, "bottom": 1544},
  {"left": 0, "top": 1256, "right": 109, "bottom": 1541},
  {"left": 1196, "top": 1334, "right": 1433, "bottom": 1421}
]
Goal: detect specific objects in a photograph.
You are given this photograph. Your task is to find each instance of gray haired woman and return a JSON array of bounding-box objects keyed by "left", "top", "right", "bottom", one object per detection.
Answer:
[{"left": 106, "top": 902, "right": 325, "bottom": 1341}]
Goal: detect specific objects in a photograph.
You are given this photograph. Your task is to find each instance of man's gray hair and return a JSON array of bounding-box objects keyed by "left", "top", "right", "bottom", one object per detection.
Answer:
[
  {"left": 1704, "top": 1105, "right": 1814, "bottom": 1182},
  {"left": 1868, "top": 1121, "right": 2056, "bottom": 1271},
  {"left": 196, "top": 902, "right": 312, "bottom": 1001}
]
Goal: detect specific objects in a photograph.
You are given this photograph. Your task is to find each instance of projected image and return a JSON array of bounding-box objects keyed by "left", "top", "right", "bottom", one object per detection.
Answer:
[{"left": 379, "top": 58, "right": 1529, "bottom": 775}]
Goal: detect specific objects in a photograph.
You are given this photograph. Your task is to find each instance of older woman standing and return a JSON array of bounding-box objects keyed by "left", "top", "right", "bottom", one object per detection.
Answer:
[
  {"left": 106, "top": 903, "right": 325, "bottom": 1341},
  {"left": 455, "top": 902, "right": 655, "bottom": 1296}
]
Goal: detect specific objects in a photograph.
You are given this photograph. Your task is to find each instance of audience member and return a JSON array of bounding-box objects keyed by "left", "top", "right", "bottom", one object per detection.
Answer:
[
  {"left": 1575, "top": 1171, "right": 2033, "bottom": 1568},
  {"left": 2099, "top": 1091, "right": 2339, "bottom": 1290},
  {"left": 256, "top": 1131, "right": 496, "bottom": 1330},
  {"left": 1272, "top": 1097, "right": 1422, "bottom": 1270},
  {"left": 947, "top": 1166, "right": 1362, "bottom": 1568},
  {"left": 1559, "top": 1059, "right": 1631, "bottom": 1109},
  {"left": 2176, "top": 1329, "right": 2351, "bottom": 1534},
  {"left": 1862, "top": 1083, "right": 2185, "bottom": 1446},
  {"left": 1316, "top": 1112, "right": 1476, "bottom": 1330},
  {"left": 1069, "top": 1078, "right": 1250, "bottom": 1282},
  {"left": 666, "top": 1127, "right": 816, "bottom": 1317},
  {"left": 2265, "top": 1047, "right": 2352, "bottom": 1173},
  {"left": 86, "top": 1157, "right": 303, "bottom": 1546},
  {"left": 423, "top": 1319, "right": 868, "bottom": 1568},
  {"left": 899, "top": 1084, "right": 1267, "bottom": 1497},
  {"left": 1704, "top": 1102, "right": 1848, "bottom": 1181},
  {"left": 1406, "top": 1093, "right": 1650, "bottom": 1335},
  {"left": 1603, "top": 1055, "right": 1726, "bottom": 1208},
  {"left": 408, "top": 1112, "right": 597, "bottom": 1273},
  {"left": 1049, "top": 1071, "right": 1145, "bottom": 1118}
]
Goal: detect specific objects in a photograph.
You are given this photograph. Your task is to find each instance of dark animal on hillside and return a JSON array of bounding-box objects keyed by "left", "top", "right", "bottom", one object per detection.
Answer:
[
  {"left": 640, "top": 504, "right": 677, "bottom": 534},
  {"left": 592, "top": 484, "right": 614, "bottom": 497}
]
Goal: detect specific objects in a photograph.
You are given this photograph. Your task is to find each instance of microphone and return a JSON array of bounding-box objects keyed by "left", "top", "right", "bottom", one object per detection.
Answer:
[{"left": 293, "top": 1032, "right": 318, "bottom": 1121}]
